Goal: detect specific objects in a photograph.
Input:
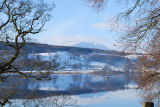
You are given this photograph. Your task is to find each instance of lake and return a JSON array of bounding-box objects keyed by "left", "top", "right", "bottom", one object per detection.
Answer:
[{"left": 0, "top": 73, "right": 141, "bottom": 107}]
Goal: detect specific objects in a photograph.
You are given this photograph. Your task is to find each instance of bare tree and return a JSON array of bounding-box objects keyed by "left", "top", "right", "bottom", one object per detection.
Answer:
[
  {"left": 135, "top": 34, "right": 160, "bottom": 103},
  {"left": 86, "top": 0, "right": 106, "bottom": 10},
  {"left": 0, "top": 0, "right": 54, "bottom": 75}
]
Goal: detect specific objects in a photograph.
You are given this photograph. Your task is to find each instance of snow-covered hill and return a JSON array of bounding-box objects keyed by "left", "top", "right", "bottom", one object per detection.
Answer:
[
  {"left": 29, "top": 50, "right": 136, "bottom": 72},
  {"left": 0, "top": 42, "right": 137, "bottom": 72},
  {"left": 73, "top": 42, "right": 110, "bottom": 50}
]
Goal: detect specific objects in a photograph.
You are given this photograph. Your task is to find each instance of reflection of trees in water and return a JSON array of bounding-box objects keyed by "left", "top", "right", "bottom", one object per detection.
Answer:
[
  {"left": 0, "top": 75, "right": 58, "bottom": 90},
  {"left": 67, "top": 74, "right": 134, "bottom": 93},
  {"left": 1, "top": 76, "right": 37, "bottom": 90},
  {"left": 0, "top": 76, "right": 76, "bottom": 107},
  {"left": 2, "top": 95, "right": 77, "bottom": 107},
  {"left": 69, "top": 74, "right": 87, "bottom": 90},
  {"left": 0, "top": 76, "right": 23, "bottom": 107},
  {"left": 0, "top": 73, "right": 135, "bottom": 106}
]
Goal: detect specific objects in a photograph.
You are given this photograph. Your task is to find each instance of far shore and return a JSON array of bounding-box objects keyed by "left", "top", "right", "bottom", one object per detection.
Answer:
[{"left": 1, "top": 70, "right": 137, "bottom": 76}]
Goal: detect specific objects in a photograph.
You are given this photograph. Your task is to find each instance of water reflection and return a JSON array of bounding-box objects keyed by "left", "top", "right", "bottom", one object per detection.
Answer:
[
  {"left": 0, "top": 73, "right": 139, "bottom": 107},
  {"left": 4, "top": 95, "right": 77, "bottom": 107}
]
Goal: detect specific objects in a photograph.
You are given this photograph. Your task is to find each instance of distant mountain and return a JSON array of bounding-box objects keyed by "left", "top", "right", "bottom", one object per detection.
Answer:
[{"left": 73, "top": 42, "right": 110, "bottom": 50}]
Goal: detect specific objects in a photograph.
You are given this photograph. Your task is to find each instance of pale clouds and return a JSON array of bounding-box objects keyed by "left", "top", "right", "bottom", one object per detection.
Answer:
[
  {"left": 41, "top": 34, "right": 115, "bottom": 49},
  {"left": 92, "top": 17, "right": 131, "bottom": 32},
  {"left": 37, "top": 13, "right": 118, "bottom": 50},
  {"left": 38, "top": 17, "right": 116, "bottom": 49},
  {"left": 49, "top": 18, "right": 78, "bottom": 36}
]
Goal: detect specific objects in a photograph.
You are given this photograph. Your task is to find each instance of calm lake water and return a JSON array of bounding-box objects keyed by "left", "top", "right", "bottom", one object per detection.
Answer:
[{"left": 0, "top": 73, "right": 141, "bottom": 107}]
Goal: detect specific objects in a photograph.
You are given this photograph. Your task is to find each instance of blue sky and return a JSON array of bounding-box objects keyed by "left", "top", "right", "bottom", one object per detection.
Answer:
[{"left": 36, "top": 0, "right": 128, "bottom": 50}]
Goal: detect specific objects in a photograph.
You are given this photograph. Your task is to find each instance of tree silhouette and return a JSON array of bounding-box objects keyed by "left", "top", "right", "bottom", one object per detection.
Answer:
[{"left": 0, "top": 0, "right": 54, "bottom": 76}]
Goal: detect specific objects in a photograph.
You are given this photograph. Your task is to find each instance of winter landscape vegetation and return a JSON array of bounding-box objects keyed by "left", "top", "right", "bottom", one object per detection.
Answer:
[{"left": 0, "top": 0, "right": 160, "bottom": 107}]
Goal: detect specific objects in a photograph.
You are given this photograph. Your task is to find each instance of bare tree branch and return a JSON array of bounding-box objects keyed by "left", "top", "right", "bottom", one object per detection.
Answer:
[{"left": 0, "top": 0, "right": 54, "bottom": 75}]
